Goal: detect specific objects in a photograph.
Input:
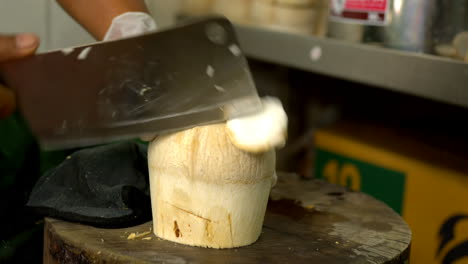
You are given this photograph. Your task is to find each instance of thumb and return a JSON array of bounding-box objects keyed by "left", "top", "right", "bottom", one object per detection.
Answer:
[{"left": 0, "top": 33, "right": 39, "bottom": 62}]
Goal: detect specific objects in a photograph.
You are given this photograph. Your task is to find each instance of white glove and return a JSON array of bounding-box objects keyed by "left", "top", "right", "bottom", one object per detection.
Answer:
[{"left": 103, "top": 12, "right": 157, "bottom": 41}]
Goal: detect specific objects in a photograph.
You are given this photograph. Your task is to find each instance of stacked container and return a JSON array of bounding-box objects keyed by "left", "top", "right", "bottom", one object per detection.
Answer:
[
  {"left": 251, "top": 0, "right": 328, "bottom": 36},
  {"left": 180, "top": 0, "right": 328, "bottom": 37}
]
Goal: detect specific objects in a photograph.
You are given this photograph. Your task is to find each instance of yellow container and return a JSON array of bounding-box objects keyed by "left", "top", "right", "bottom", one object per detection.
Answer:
[
  {"left": 180, "top": 0, "right": 214, "bottom": 16},
  {"left": 212, "top": 0, "right": 252, "bottom": 24},
  {"left": 251, "top": 0, "right": 328, "bottom": 36},
  {"left": 314, "top": 123, "right": 468, "bottom": 264}
]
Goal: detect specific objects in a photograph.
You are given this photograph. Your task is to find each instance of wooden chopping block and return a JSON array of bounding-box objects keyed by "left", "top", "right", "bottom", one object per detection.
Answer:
[{"left": 43, "top": 173, "right": 411, "bottom": 264}]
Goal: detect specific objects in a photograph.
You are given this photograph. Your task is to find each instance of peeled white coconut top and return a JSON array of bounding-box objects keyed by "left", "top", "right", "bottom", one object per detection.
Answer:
[
  {"left": 226, "top": 96, "right": 288, "bottom": 153},
  {"left": 141, "top": 96, "right": 288, "bottom": 152}
]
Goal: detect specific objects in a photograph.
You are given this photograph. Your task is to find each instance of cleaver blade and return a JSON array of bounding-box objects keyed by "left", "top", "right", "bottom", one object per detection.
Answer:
[{"left": 2, "top": 16, "right": 261, "bottom": 150}]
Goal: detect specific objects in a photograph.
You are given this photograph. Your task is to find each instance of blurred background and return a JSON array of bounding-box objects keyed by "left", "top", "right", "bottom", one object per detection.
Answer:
[{"left": 1, "top": 1, "right": 468, "bottom": 263}]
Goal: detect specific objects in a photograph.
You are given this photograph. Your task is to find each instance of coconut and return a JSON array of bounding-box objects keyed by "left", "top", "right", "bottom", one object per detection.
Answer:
[{"left": 147, "top": 97, "right": 287, "bottom": 248}]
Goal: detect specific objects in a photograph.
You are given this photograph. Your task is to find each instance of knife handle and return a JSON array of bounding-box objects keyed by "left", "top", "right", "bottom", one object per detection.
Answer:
[{"left": 0, "top": 78, "right": 16, "bottom": 118}]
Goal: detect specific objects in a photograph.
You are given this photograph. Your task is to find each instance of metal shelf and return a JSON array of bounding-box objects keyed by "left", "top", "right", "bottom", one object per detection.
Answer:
[{"left": 235, "top": 24, "right": 468, "bottom": 108}]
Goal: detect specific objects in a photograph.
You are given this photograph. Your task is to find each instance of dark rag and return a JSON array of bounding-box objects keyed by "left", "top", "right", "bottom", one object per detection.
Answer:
[{"left": 27, "top": 142, "right": 151, "bottom": 228}]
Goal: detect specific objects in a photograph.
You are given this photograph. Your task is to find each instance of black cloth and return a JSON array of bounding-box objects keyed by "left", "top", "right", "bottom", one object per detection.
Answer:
[{"left": 27, "top": 142, "right": 152, "bottom": 228}]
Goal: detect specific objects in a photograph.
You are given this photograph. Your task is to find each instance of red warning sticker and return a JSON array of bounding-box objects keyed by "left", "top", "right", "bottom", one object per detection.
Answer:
[
  {"left": 345, "top": 0, "right": 387, "bottom": 12},
  {"left": 330, "top": 0, "right": 389, "bottom": 25}
]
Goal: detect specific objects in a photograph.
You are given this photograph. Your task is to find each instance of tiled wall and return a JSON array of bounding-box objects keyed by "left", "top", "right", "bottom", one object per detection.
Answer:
[
  {"left": 147, "top": 0, "right": 182, "bottom": 29},
  {"left": 0, "top": 0, "right": 50, "bottom": 52},
  {"left": 0, "top": 0, "right": 181, "bottom": 52}
]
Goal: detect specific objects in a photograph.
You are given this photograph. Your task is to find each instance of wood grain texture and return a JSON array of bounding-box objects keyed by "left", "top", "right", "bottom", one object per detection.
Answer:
[{"left": 44, "top": 173, "right": 411, "bottom": 264}]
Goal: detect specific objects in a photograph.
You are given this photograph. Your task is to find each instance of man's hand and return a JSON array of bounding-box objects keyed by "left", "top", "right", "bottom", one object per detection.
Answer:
[{"left": 0, "top": 33, "right": 39, "bottom": 118}]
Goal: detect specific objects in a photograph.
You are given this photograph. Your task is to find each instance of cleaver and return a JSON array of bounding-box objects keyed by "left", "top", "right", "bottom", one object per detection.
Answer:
[{"left": 2, "top": 16, "right": 261, "bottom": 150}]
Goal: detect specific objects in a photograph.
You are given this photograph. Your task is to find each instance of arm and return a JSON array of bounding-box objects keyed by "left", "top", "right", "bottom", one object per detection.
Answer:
[{"left": 56, "top": 0, "right": 150, "bottom": 40}]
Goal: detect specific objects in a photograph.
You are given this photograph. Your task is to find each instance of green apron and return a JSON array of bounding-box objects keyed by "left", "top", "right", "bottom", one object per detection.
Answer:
[
  {"left": 0, "top": 113, "right": 68, "bottom": 262},
  {"left": 0, "top": 113, "right": 147, "bottom": 261}
]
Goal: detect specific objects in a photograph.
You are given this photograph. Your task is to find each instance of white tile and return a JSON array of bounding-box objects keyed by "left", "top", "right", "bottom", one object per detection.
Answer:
[
  {"left": 47, "top": 0, "right": 95, "bottom": 51},
  {"left": 0, "top": 0, "right": 48, "bottom": 52},
  {"left": 146, "top": 0, "right": 183, "bottom": 28}
]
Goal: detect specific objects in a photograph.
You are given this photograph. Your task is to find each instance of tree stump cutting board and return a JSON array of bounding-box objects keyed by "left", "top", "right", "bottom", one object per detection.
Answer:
[{"left": 44, "top": 173, "right": 411, "bottom": 263}]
